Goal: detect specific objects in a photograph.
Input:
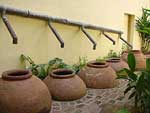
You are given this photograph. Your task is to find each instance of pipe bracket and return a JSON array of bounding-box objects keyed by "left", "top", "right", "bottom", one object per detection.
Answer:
[
  {"left": 102, "top": 32, "right": 115, "bottom": 45},
  {"left": 81, "top": 26, "right": 97, "bottom": 50},
  {"left": 120, "top": 36, "right": 133, "bottom": 49},
  {"left": 48, "top": 21, "right": 64, "bottom": 48},
  {"left": 1, "top": 10, "right": 18, "bottom": 44}
]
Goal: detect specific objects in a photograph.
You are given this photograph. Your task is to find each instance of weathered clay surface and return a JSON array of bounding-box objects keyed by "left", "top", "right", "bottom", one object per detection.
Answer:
[
  {"left": 121, "top": 50, "right": 146, "bottom": 70},
  {"left": 78, "top": 61, "right": 118, "bottom": 89},
  {"left": 43, "top": 69, "right": 86, "bottom": 101},
  {"left": 106, "top": 58, "right": 128, "bottom": 72},
  {"left": 0, "top": 69, "right": 52, "bottom": 113},
  {"left": 144, "top": 53, "right": 150, "bottom": 59}
]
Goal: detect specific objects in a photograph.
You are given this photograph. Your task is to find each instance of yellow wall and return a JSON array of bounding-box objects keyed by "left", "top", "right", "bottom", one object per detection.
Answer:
[{"left": 0, "top": 0, "right": 149, "bottom": 74}]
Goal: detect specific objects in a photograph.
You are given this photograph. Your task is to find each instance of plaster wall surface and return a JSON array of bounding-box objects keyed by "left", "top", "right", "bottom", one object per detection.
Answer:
[{"left": 0, "top": 0, "right": 149, "bottom": 74}]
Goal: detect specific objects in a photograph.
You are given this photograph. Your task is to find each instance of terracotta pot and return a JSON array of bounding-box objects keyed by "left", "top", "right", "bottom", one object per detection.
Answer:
[
  {"left": 106, "top": 58, "right": 128, "bottom": 72},
  {"left": 0, "top": 69, "right": 52, "bottom": 113},
  {"left": 121, "top": 51, "right": 129, "bottom": 62},
  {"left": 78, "top": 61, "right": 118, "bottom": 89},
  {"left": 43, "top": 69, "right": 86, "bottom": 101},
  {"left": 144, "top": 53, "right": 150, "bottom": 59},
  {"left": 121, "top": 50, "right": 146, "bottom": 70}
]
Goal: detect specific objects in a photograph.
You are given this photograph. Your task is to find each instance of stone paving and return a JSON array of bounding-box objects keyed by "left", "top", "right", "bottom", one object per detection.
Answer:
[{"left": 50, "top": 80, "right": 134, "bottom": 113}]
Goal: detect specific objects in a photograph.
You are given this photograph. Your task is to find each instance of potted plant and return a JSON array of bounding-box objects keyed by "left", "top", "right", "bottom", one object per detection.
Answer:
[
  {"left": 72, "top": 56, "right": 88, "bottom": 73},
  {"left": 20, "top": 54, "right": 88, "bottom": 79},
  {"left": 20, "top": 54, "right": 48, "bottom": 80},
  {"left": 136, "top": 8, "right": 150, "bottom": 57},
  {"left": 20, "top": 55, "right": 87, "bottom": 100},
  {"left": 20, "top": 54, "right": 74, "bottom": 80},
  {"left": 117, "top": 52, "right": 150, "bottom": 113}
]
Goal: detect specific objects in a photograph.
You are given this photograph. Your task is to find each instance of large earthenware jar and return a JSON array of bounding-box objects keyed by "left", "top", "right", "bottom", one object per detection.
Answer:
[
  {"left": 144, "top": 52, "right": 150, "bottom": 59},
  {"left": 106, "top": 58, "right": 128, "bottom": 72},
  {"left": 0, "top": 69, "right": 52, "bottom": 113},
  {"left": 121, "top": 50, "right": 146, "bottom": 70},
  {"left": 78, "top": 61, "right": 118, "bottom": 89},
  {"left": 43, "top": 69, "right": 86, "bottom": 101}
]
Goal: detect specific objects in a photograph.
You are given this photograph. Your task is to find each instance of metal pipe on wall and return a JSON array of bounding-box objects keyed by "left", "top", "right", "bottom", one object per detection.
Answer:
[
  {"left": 0, "top": 5, "right": 133, "bottom": 48},
  {"left": 120, "top": 37, "right": 133, "bottom": 48},
  {"left": 81, "top": 27, "right": 97, "bottom": 50},
  {"left": 1, "top": 10, "right": 18, "bottom": 44},
  {"left": 103, "top": 32, "right": 115, "bottom": 45},
  {"left": 48, "top": 22, "right": 64, "bottom": 48},
  {"left": 0, "top": 5, "right": 123, "bottom": 34}
]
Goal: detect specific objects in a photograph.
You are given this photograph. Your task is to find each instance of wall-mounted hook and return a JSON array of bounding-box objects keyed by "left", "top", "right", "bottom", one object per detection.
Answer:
[
  {"left": 48, "top": 21, "right": 64, "bottom": 48},
  {"left": 1, "top": 10, "right": 18, "bottom": 44},
  {"left": 81, "top": 26, "right": 97, "bottom": 50},
  {"left": 102, "top": 32, "right": 115, "bottom": 45},
  {"left": 119, "top": 35, "right": 133, "bottom": 48}
]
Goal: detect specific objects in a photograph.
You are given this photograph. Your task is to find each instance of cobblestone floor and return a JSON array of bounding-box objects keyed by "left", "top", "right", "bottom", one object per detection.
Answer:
[{"left": 50, "top": 80, "right": 133, "bottom": 113}]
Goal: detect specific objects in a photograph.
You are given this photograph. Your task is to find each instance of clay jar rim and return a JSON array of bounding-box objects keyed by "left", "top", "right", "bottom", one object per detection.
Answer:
[
  {"left": 144, "top": 52, "right": 150, "bottom": 55},
  {"left": 50, "top": 69, "right": 75, "bottom": 78},
  {"left": 87, "top": 60, "right": 109, "bottom": 68},
  {"left": 2, "top": 69, "right": 32, "bottom": 81},
  {"left": 131, "top": 50, "right": 141, "bottom": 53},
  {"left": 123, "top": 50, "right": 141, "bottom": 54},
  {"left": 106, "top": 58, "right": 121, "bottom": 63}
]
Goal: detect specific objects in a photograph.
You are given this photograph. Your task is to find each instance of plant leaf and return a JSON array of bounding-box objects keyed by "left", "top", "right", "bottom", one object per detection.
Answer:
[
  {"left": 127, "top": 52, "right": 136, "bottom": 72},
  {"left": 128, "top": 91, "right": 136, "bottom": 99},
  {"left": 38, "top": 64, "right": 47, "bottom": 80},
  {"left": 146, "top": 58, "right": 150, "bottom": 71},
  {"left": 116, "top": 108, "right": 131, "bottom": 113},
  {"left": 124, "top": 85, "right": 135, "bottom": 95},
  {"left": 128, "top": 72, "right": 137, "bottom": 81}
]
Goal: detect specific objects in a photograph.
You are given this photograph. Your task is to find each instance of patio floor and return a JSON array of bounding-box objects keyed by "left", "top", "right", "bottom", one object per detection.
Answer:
[{"left": 50, "top": 80, "right": 134, "bottom": 113}]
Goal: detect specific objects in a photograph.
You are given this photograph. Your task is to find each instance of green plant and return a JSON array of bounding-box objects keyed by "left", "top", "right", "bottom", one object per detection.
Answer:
[
  {"left": 116, "top": 108, "right": 131, "bottom": 113},
  {"left": 47, "top": 58, "right": 71, "bottom": 71},
  {"left": 72, "top": 56, "right": 88, "bottom": 73},
  {"left": 136, "top": 8, "right": 150, "bottom": 53},
  {"left": 20, "top": 55, "right": 73, "bottom": 79},
  {"left": 102, "top": 50, "right": 121, "bottom": 60},
  {"left": 20, "top": 54, "right": 48, "bottom": 79},
  {"left": 108, "top": 50, "right": 118, "bottom": 58},
  {"left": 121, "top": 43, "right": 132, "bottom": 53},
  {"left": 96, "top": 57, "right": 106, "bottom": 62},
  {"left": 117, "top": 52, "right": 150, "bottom": 113},
  {"left": 20, "top": 54, "right": 87, "bottom": 79}
]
